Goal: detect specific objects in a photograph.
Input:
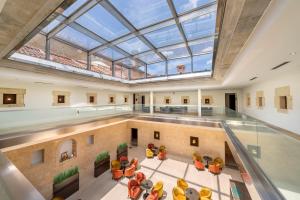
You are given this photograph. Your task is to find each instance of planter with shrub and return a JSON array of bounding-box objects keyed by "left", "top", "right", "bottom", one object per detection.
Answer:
[
  {"left": 94, "top": 151, "right": 110, "bottom": 177},
  {"left": 117, "top": 143, "right": 128, "bottom": 160},
  {"left": 53, "top": 166, "right": 79, "bottom": 199}
]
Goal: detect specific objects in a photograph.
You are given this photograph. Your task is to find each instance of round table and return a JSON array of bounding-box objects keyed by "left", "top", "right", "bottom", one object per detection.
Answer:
[
  {"left": 140, "top": 179, "right": 153, "bottom": 199},
  {"left": 152, "top": 147, "right": 159, "bottom": 156},
  {"left": 203, "top": 155, "right": 213, "bottom": 168},
  {"left": 120, "top": 160, "right": 129, "bottom": 170},
  {"left": 185, "top": 188, "right": 199, "bottom": 200}
]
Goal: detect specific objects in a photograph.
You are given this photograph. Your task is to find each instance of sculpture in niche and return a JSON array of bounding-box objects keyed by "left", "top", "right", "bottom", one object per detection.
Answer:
[
  {"left": 190, "top": 136, "right": 199, "bottom": 147},
  {"left": 154, "top": 131, "right": 160, "bottom": 140}
]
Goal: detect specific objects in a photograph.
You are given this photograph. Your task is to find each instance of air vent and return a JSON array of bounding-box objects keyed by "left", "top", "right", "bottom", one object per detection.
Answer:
[
  {"left": 249, "top": 77, "right": 258, "bottom": 81},
  {"left": 271, "top": 61, "right": 290, "bottom": 70}
]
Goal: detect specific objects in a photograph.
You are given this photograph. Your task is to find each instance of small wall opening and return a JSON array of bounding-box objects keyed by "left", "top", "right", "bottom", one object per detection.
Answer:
[
  {"left": 31, "top": 149, "right": 44, "bottom": 165},
  {"left": 59, "top": 139, "right": 77, "bottom": 162}
]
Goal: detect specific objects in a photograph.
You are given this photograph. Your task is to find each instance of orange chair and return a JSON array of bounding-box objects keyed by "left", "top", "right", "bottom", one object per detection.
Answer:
[
  {"left": 208, "top": 163, "right": 221, "bottom": 175},
  {"left": 194, "top": 159, "right": 205, "bottom": 170},
  {"left": 120, "top": 156, "right": 128, "bottom": 162},
  {"left": 130, "top": 158, "right": 139, "bottom": 170},
  {"left": 192, "top": 152, "right": 202, "bottom": 162},
  {"left": 124, "top": 165, "right": 135, "bottom": 178},
  {"left": 128, "top": 179, "right": 142, "bottom": 200},
  {"left": 146, "top": 190, "right": 159, "bottom": 200},
  {"left": 112, "top": 169, "right": 123, "bottom": 180},
  {"left": 152, "top": 181, "right": 164, "bottom": 198},
  {"left": 158, "top": 151, "right": 166, "bottom": 160},
  {"left": 135, "top": 172, "right": 146, "bottom": 185}
]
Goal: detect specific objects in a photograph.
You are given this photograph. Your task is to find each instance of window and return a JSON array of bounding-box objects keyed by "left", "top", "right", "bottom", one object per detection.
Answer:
[
  {"left": 193, "top": 53, "right": 213, "bottom": 72},
  {"left": 182, "top": 96, "right": 190, "bottom": 105},
  {"left": 164, "top": 97, "right": 171, "bottom": 104},
  {"left": 124, "top": 95, "right": 129, "bottom": 103},
  {"left": 0, "top": 88, "right": 26, "bottom": 108},
  {"left": 258, "top": 97, "right": 263, "bottom": 107},
  {"left": 90, "top": 55, "right": 112, "bottom": 76},
  {"left": 131, "top": 66, "right": 146, "bottom": 80},
  {"left": 87, "top": 93, "right": 97, "bottom": 104},
  {"left": 109, "top": 95, "right": 116, "bottom": 104},
  {"left": 256, "top": 91, "right": 264, "bottom": 108},
  {"left": 147, "top": 62, "right": 166, "bottom": 77},
  {"left": 168, "top": 57, "right": 192, "bottom": 75},
  {"left": 205, "top": 98, "right": 210, "bottom": 104},
  {"left": 17, "top": 34, "right": 46, "bottom": 59},
  {"left": 53, "top": 91, "right": 70, "bottom": 106},
  {"left": 247, "top": 97, "right": 251, "bottom": 106},
  {"left": 190, "top": 136, "right": 199, "bottom": 147},
  {"left": 87, "top": 135, "right": 94, "bottom": 145},
  {"left": 280, "top": 96, "right": 288, "bottom": 110},
  {"left": 154, "top": 131, "right": 160, "bottom": 140},
  {"left": 31, "top": 149, "right": 44, "bottom": 165},
  {"left": 117, "top": 37, "right": 150, "bottom": 55},
  {"left": 57, "top": 95, "right": 65, "bottom": 104},
  {"left": 3, "top": 94, "right": 17, "bottom": 104}
]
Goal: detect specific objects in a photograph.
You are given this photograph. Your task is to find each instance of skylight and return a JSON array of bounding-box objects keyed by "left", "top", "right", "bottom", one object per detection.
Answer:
[{"left": 11, "top": 0, "right": 218, "bottom": 83}]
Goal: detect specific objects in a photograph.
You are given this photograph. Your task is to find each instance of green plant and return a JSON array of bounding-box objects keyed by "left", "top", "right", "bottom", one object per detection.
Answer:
[
  {"left": 95, "top": 151, "right": 109, "bottom": 164},
  {"left": 53, "top": 166, "right": 79, "bottom": 185},
  {"left": 117, "top": 142, "right": 127, "bottom": 150}
]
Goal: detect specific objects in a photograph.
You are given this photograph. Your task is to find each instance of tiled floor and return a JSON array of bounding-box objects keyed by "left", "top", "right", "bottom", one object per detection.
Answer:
[{"left": 68, "top": 146, "right": 242, "bottom": 200}]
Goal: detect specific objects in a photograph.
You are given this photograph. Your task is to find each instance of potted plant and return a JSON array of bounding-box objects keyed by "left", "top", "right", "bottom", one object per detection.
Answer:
[
  {"left": 53, "top": 166, "right": 79, "bottom": 199},
  {"left": 117, "top": 142, "right": 128, "bottom": 160},
  {"left": 94, "top": 151, "right": 110, "bottom": 177}
]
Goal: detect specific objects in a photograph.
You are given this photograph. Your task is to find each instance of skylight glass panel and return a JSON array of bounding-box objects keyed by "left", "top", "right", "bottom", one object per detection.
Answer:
[
  {"left": 117, "top": 58, "right": 139, "bottom": 68},
  {"left": 168, "top": 57, "right": 192, "bottom": 75},
  {"left": 160, "top": 46, "right": 189, "bottom": 59},
  {"left": 63, "top": 0, "right": 88, "bottom": 17},
  {"left": 42, "top": 15, "right": 65, "bottom": 33},
  {"left": 97, "top": 47, "right": 125, "bottom": 60},
  {"left": 109, "top": 0, "right": 172, "bottom": 29},
  {"left": 76, "top": 4, "right": 130, "bottom": 41},
  {"left": 147, "top": 62, "right": 166, "bottom": 77},
  {"left": 182, "top": 12, "right": 216, "bottom": 40},
  {"left": 190, "top": 40, "right": 214, "bottom": 55},
  {"left": 116, "top": 37, "right": 150, "bottom": 55},
  {"left": 193, "top": 53, "right": 213, "bottom": 72},
  {"left": 56, "top": 26, "right": 101, "bottom": 50},
  {"left": 173, "top": 0, "right": 216, "bottom": 14},
  {"left": 144, "top": 25, "right": 183, "bottom": 48},
  {"left": 135, "top": 52, "right": 162, "bottom": 64}
]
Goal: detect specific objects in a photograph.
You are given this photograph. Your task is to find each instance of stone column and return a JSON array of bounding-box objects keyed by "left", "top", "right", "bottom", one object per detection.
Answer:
[{"left": 197, "top": 89, "right": 202, "bottom": 117}]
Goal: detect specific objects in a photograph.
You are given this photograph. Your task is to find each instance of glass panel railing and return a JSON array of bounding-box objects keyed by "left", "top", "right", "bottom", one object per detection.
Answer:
[
  {"left": 0, "top": 104, "right": 133, "bottom": 135},
  {"left": 225, "top": 112, "right": 300, "bottom": 200}
]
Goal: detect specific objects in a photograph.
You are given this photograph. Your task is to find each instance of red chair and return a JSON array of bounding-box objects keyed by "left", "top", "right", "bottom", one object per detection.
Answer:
[
  {"left": 124, "top": 165, "right": 135, "bottom": 178},
  {"left": 194, "top": 159, "right": 205, "bottom": 170},
  {"left": 146, "top": 190, "right": 159, "bottom": 200},
  {"left": 120, "top": 156, "right": 128, "bottom": 162},
  {"left": 130, "top": 158, "right": 139, "bottom": 170},
  {"left": 208, "top": 163, "right": 221, "bottom": 175},
  {"left": 112, "top": 169, "right": 123, "bottom": 180},
  {"left": 128, "top": 179, "right": 142, "bottom": 200},
  {"left": 158, "top": 151, "right": 166, "bottom": 160},
  {"left": 135, "top": 172, "right": 146, "bottom": 185},
  {"left": 148, "top": 143, "right": 155, "bottom": 150}
]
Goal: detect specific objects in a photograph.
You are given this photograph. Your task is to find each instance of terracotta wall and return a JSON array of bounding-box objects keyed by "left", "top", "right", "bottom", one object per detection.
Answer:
[
  {"left": 2, "top": 119, "right": 226, "bottom": 199},
  {"left": 128, "top": 120, "right": 226, "bottom": 160},
  {"left": 3, "top": 121, "right": 130, "bottom": 199}
]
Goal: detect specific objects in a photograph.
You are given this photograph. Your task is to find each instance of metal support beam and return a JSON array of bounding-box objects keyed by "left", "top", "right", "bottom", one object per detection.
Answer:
[
  {"left": 45, "top": 36, "right": 50, "bottom": 60},
  {"left": 112, "top": 61, "right": 115, "bottom": 77},
  {"left": 167, "top": 0, "right": 192, "bottom": 56},
  {"left": 87, "top": 53, "right": 91, "bottom": 70}
]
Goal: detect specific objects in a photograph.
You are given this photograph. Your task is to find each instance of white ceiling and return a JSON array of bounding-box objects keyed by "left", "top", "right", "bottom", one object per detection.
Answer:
[{"left": 222, "top": 0, "right": 300, "bottom": 88}]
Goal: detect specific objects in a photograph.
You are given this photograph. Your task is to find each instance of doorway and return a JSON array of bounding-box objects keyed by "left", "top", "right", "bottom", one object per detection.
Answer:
[
  {"left": 141, "top": 96, "right": 145, "bottom": 108},
  {"left": 133, "top": 93, "right": 136, "bottom": 111},
  {"left": 225, "top": 93, "right": 237, "bottom": 111},
  {"left": 131, "top": 128, "right": 138, "bottom": 146}
]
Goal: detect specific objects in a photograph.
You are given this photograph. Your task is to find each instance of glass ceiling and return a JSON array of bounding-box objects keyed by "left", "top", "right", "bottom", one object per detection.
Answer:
[{"left": 13, "top": 0, "right": 218, "bottom": 82}]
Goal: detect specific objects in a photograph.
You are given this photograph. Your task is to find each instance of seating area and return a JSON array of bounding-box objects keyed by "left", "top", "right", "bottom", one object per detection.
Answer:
[
  {"left": 192, "top": 152, "right": 224, "bottom": 175},
  {"left": 146, "top": 144, "right": 167, "bottom": 160},
  {"left": 67, "top": 146, "right": 242, "bottom": 200}
]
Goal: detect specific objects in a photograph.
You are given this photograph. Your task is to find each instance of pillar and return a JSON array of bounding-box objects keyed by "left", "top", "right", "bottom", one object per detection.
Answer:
[
  {"left": 197, "top": 89, "right": 202, "bottom": 117},
  {"left": 150, "top": 91, "right": 154, "bottom": 115}
]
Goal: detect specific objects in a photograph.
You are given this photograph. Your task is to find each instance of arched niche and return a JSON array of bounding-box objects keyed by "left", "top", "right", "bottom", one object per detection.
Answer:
[{"left": 58, "top": 139, "right": 77, "bottom": 163}]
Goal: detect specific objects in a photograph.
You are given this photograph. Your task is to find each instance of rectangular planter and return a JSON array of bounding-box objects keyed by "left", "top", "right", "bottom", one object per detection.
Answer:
[
  {"left": 117, "top": 148, "right": 128, "bottom": 160},
  {"left": 94, "top": 156, "right": 110, "bottom": 177},
  {"left": 53, "top": 173, "right": 79, "bottom": 199}
]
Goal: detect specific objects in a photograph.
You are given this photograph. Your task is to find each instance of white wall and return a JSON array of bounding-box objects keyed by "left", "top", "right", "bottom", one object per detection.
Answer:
[
  {"left": 0, "top": 80, "right": 132, "bottom": 110},
  {"left": 242, "top": 72, "right": 300, "bottom": 134}
]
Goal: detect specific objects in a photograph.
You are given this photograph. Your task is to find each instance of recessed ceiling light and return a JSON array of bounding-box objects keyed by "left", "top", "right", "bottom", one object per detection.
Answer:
[{"left": 289, "top": 52, "right": 296, "bottom": 56}]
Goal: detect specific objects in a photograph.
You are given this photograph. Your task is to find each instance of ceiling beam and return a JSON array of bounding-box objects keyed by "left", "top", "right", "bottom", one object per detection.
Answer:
[{"left": 166, "top": 0, "right": 192, "bottom": 56}]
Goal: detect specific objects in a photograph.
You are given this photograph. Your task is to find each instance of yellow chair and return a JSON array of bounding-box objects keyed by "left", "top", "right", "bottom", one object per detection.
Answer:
[
  {"left": 213, "top": 157, "right": 224, "bottom": 169},
  {"left": 146, "top": 148, "right": 154, "bottom": 158},
  {"left": 159, "top": 145, "right": 166, "bottom": 152},
  {"left": 172, "top": 186, "right": 186, "bottom": 200},
  {"left": 199, "top": 187, "right": 212, "bottom": 199},
  {"left": 153, "top": 181, "right": 164, "bottom": 198},
  {"left": 177, "top": 179, "right": 189, "bottom": 191},
  {"left": 111, "top": 160, "right": 120, "bottom": 170},
  {"left": 192, "top": 152, "right": 202, "bottom": 162}
]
